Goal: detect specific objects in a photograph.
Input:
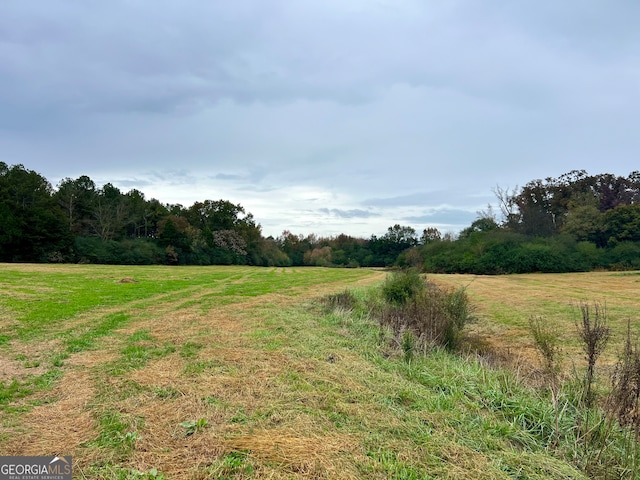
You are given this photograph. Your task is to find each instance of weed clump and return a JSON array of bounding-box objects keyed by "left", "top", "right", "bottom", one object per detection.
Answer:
[
  {"left": 528, "top": 316, "right": 564, "bottom": 447},
  {"left": 381, "top": 269, "right": 425, "bottom": 305},
  {"left": 529, "top": 316, "right": 563, "bottom": 383},
  {"left": 525, "top": 304, "right": 640, "bottom": 479},
  {"left": 609, "top": 320, "right": 640, "bottom": 431},
  {"left": 576, "top": 302, "right": 610, "bottom": 407},
  {"left": 379, "top": 270, "right": 473, "bottom": 353},
  {"left": 322, "top": 289, "right": 357, "bottom": 312}
]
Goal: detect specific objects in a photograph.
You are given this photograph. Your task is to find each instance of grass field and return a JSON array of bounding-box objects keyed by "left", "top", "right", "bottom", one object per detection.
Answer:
[
  {"left": 1, "top": 265, "right": 639, "bottom": 479},
  {"left": 431, "top": 271, "right": 640, "bottom": 372}
]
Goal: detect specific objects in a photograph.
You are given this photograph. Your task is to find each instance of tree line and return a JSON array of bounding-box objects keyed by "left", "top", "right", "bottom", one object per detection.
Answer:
[
  {"left": 417, "top": 170, "right": 640, "bottom": 273},
  {"left": 0, "top": 162, "right": 418, "bottom": 267},
  {"left": 1, "top": 163, "right": 639, "bottom": 272}
]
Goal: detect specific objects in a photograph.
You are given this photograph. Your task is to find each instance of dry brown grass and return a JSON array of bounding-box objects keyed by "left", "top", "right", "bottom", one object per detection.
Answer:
[
  {"left": 222, "top": 429, "right": 365, "bottom": 479},
  {"left": 0, "top": 268, "right": 384, "bottom": 477},
  {"left": 95, "top": 277, "right": 387, "bottom": 478},
  {"left": 118, "top": 277, "right": 138, "bottom": 284},
  {"left": 93, "top": 307, "right": 349, "bottom": 476},
  {"left": 0, "top": 355, "right": 47, "bottom": 383},
  {"left": 3, "top": 368, "right": 97, "bottom": 456}
]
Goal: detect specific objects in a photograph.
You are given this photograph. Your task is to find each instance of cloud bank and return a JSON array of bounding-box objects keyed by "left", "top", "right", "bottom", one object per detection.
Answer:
[{"left": 1, "top": 0, "right": 638, "bottom": 237}]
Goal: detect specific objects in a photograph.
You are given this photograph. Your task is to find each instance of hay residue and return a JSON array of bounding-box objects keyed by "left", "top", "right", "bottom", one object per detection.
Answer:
[
  {"left": 0, "top": 355, "right": 47, "bottom": 383},
  {"left": 119, "top": 277, "right": 138, "bottom": 284},
  {"left": 3, "top": 369, "right": 97, "bottom": 456},
  {"left": 127, "top": 396, "right": 226, "bottom": 477},
  {"left": 223, "top": 429, "right": 363, "bottom": 478}
]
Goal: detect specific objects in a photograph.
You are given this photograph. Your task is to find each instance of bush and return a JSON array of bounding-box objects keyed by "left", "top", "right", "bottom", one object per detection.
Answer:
[
  {"left": 74, "top": 237, "right": 163, "bottom": 264},
  {"left": 381, "top": 269, "right": 425, "bottom": 305},
  {"left": 380, "top": 273, "right": 473, "bottom": 351},
  {"left": 602, "top": 242, "right": 640, "bottom": 270},
  {"left": 420, "top": 232, "right": 611, "bottom": 274},
  {"left": 118, "top": 239, "right": 164, "bottom": 265}
]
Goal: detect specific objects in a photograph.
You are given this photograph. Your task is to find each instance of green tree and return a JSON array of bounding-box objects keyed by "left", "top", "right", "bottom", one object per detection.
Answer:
[
  {"left": 368, "top": 225, "right": 418, "bottom": 266},
  {"left": 383, "top": 224, "right": 418, "bottom": 246},
  {"left": 603, "top": 204, "right": 640, "bottom": 245},
  {"left": 257, "top": 238, "right": 292, "bottom": 266},
  {"left": 420, "top": 227, "right": 442, "bottom": 244},
  {"left": 0, "top": 163, "right": 71, "bottom": 261},
  {"left": 459, "top": 217, "right": 499, "bottom": 238},
  {"left": 235, "top": 213, "right": 265, "bottom": 265},
  {"left": 304, "top": 246, "right": 333, "bottom": 266},
  {"left": 187, "top": 200, "right": 246, "bottom": 232},
  {"left": 563, "top": 205, "right": 605, "bottom": 246},
  {"left": 54, "top": 175, "right": 97, "bottom": 236},
  {"left": 123, "top": 189, "right": 149, "bottom": 238},
  {"left": 157, "top": 215, "right": 192, "bottom": 263},
  {"left": 278, "top": 231, "right": 313, "bottom": 265},
  {"left": 91, "top": 183, "right": 129, "bottom": 241},
  {"left": 141, "top": 198, "right": 169, "bottom": 239},
  {"left": 513, "top": 179, "right": 558, "bottom": 236}
]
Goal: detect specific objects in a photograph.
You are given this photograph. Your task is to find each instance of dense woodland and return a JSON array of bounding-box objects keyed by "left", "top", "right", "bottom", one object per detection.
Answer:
[{"left": 1, "top": 162, "right": 639, "bottom": 272}]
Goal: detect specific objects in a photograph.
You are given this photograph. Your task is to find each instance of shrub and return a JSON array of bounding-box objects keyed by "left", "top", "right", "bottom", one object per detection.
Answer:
[
  {"left": 379, "top": 274, "right": 473, "bottom": 351},
  {"left": 529, "top": 316, "right": 563, "bottom": 381},
  {"left": 381, "top": 269, "right": 425, "bottom": 305},
  {"left": 602, "top": 242, "right": 640, "bottom": 270},
  {"left": 609, "top": 320, "right": 640, "bottom": 431}
]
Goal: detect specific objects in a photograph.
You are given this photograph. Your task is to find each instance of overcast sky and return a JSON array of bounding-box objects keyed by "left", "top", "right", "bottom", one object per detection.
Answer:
[{"left": 1, "top": 1, "right": 638, "bottom": 238}]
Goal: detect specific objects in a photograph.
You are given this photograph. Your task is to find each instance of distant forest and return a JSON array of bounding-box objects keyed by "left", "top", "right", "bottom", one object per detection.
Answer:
[{"left": 1, "top": 162, "right": 640, "bottom": 273}]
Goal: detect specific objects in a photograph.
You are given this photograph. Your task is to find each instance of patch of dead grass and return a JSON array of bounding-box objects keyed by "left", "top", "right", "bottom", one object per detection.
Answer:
[
  {"left": 0, "top": 354, "right": 47, "bottom": 383},
  {"left": 118, "top": 277, "right": 138, "bottom": 284},
  {"left": 223, "top": 428, "right": 364, "bottom": 479},
  {"left": 437, "top": 443, "right": 497, "bottom": 480},
  {"left": 3, "top": 368, "right": 97, "bottom": 456},
  {"left": 65, "top": 347, "right": 120, "bottom": 368},
  {"left": 122, "top": 394, "right": 226, "bottom": 477}
]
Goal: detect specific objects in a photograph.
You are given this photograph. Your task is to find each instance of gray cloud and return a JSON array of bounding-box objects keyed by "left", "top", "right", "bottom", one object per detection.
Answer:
[
  {"left": 403, "top": 209, "right": 479, "bottom": 227},
  {"left": 5, "top": 0, "right": 635, "bottom": 118},
  {"left": 364, "top": 192, "right": 450, "bottom": 208},
  {"left": 0, "top": 0, "right": 638, "bottom": 237},
  {"left": 107, "top": 178, "right": 154, "bottom": 190},
  {"left": 213, "top": 173, "right": 244, "bottom": 181},
  {"left": 317, "top": 208, "right": 379, "bottom": 219}
]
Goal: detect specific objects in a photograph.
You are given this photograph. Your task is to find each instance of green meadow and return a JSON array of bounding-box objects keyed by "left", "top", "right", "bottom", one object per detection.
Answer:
[{"left": 1, "top": 265, "right": 639, "bottom": 479}]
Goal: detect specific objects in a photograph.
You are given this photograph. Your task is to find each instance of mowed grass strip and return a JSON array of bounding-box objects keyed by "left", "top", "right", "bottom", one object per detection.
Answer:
[{"left": 0, "top": 264, "right": 383, "bottom": 471}]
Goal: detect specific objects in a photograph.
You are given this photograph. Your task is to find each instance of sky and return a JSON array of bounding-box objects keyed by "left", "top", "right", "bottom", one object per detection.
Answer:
[{"left": 1, "top": 1, "right": 639, "bottom": 238}]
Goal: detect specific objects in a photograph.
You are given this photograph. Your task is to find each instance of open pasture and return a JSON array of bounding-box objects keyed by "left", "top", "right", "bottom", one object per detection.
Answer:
[
  {"left": 1, "top": 265, "right": 639, "bottom": 479},
  {"left": 430, "top": 271, "right": 640, "bottom": 371}
]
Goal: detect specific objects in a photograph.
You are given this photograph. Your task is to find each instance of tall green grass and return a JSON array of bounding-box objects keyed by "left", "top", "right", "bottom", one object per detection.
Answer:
[
  {"left": 319, "top": 280, "right": 640, "bottom": 479},
  {"left": 314, "top": 286, "right": 589, "bottom": 479}
]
